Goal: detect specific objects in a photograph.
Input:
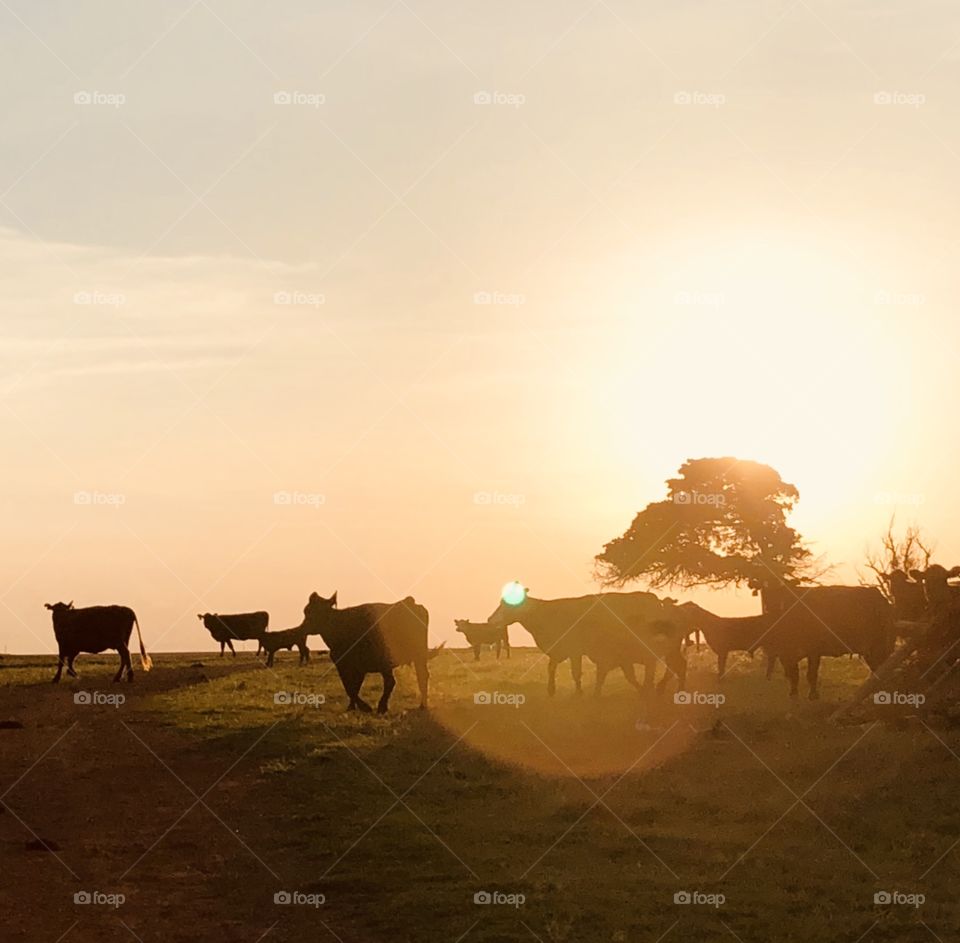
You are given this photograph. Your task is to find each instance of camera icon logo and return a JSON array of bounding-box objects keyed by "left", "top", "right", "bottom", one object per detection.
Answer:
[
  {"left": 873, "top": 691, "right": 892, "bottom": 705},
  {"left": 274, "top": 891, "right": 292, "bottom": 905},
  {"left": 74, "top": 891, "right": 91, "bottom": 904},
  {"left": 474, "top": 691, "right": 492, "bottom": 705},
  {"left": 673, "top": 91, "right": 692, "bottom": 105},
  {"left": 274, "top": 692, "right": 292, "bottom": 705},
  {"left": 74, "top": 692, "right": 91, "bottom": 705},
  {"left": 74, "top": 91, "right": 92, "bottom": 105},
  {"left": 474, "top": 891, "right": 492, "bottom": 904},
  {"left": 674, "top": 891, "right": 691, "bottom": 904},
  {"left": 473, "top": 91, "right": 492, "bottom": 105},
  {"left": 673, "top": 691, "right": 692, "bottom": 705},
  {"left": 273, "top": 91, "right": 292, "bottom": 105},
  {"left": 673, "top": 491, "right": 691, "bottom": 504},
  {"left": 874, "top": 891, "right": 892, "bottom": 905}
]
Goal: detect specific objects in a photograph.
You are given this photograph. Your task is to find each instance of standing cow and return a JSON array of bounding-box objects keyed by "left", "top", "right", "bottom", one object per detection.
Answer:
[
  {"left": 197, "top": 611, "right": 269, "bottom": 656},
  {"left": 46, "top": 602, "right": 152, "bottom": 683},
  {"left": 453, "top": 619, "right": 510, "bottom": 660},
  {"left": 303, "top": 592, "right": 431, "bottom": 713},
  {"left": 486, "top": 588, "right": 687, "bottom": 697}
]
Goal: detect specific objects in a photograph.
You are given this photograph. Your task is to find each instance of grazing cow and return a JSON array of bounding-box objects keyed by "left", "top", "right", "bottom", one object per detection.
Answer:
[
  {"left": 45, "top": 602, "right": 152, "bottom": 683},
  {"left": 454, "top": 619, "right": 510, "bottom": 660},
  {"left": 675, "top": 603, "right": 768, "bottom": 679},
  {"left": 197, "top": 611, "right": 269, "bottom": 656},
  {"left": 260, "top": 624, "right": 311, "bottom": 667},
  {"left": 758, "top": 583, "right": 894, "bottom": 699},
  {"left": 486, "top": 590, "right": 686, "bottom": 697},
  {"left": 303, "top": 592, "right": 431, "bottom": 713}
]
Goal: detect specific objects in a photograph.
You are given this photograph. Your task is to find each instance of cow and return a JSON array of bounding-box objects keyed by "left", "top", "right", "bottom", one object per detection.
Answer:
[
  {"left": 882, "top": 569, "right": 928, "bottom": 623},
  {"left": 454, "top": 619, "right": 510, "bottom": 660},
  {"left": 45, "top": 602, "right": 152, "bottom": 683},
  {"left": 758, "top": 582, "right": 894, "bottom": 699},
  {"left": 909, "top": 564, "right": 960, "bottom": 645},
  {"left": 486, "top": 589, "right": 687, "bottom": 697},
  {"left": 675, "top": 603, "right": 768, "bottom": 679},
  {"left": 197, "top": 611, "right": 269, "bottom": 657},
  {"left": 260, "top": 624, "right": 311, "bottom": 667},
  {"left": 302, "top": 592, "right": 431, "bottom": 713}
]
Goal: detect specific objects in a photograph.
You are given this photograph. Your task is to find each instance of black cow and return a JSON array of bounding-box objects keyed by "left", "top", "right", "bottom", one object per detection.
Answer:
[
  {"left": 197, "top": 611, "right": 269, "bottom": 656},
  {"left": 303, "top": 592, "right": 432, "bottom": 713},
  {"left": 46, "top": 602, "right": 152, "bottom": 683},
  {"left": 454, "top": 619, "right": 510, "bottom": 660}
]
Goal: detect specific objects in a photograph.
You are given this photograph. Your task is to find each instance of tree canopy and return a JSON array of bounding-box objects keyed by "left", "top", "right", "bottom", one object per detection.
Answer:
[{"left": 595, "top": 457, "right": 812, "bottom": 591}]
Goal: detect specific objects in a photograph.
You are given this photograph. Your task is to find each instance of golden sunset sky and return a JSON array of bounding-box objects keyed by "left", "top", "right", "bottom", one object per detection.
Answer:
[{"left": 2, "top": 1, "right": 959, "bottom": 652}]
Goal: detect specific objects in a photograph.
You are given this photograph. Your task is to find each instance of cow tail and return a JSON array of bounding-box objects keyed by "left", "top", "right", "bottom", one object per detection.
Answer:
[{"left": 134, "top": 614, "right": 153, "bottom": 671}]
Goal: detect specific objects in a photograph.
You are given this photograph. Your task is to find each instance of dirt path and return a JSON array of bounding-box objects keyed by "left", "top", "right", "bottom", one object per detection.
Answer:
[{"left": 0, "top": 657, "right": 334, "bottom": 943}]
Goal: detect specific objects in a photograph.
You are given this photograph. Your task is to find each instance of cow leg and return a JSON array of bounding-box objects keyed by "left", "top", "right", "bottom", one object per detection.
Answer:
[
  {"left": 807, "top": 655, "right": 821, "bottom": 701},
  {"left": 495, "top": 641, "right": 501, "bottom": 660},
  {"left": 52, "top": 651, "right": 65, "bottom": 683},
  {"left": 339, "top": 666, "right": 371, "bottom": 712},
  {"left": 473, "top": 644, "right": 481, "bottom": 662},
  {"left": 298, "top": 643, "right": 309, "bottom": 666},
  {"left": 782, "top": 658, "right": 800, "bottom": 698},
  {"left": 594, "top": 663, "right": 610, "bottom": 696},
  {"left": 571, "top": 655, "right": 583, "bottom": 695},
  {"left": 219, "top": 641, "right": 226, "bottom": 657},
  {"left": 414, "top": 658, "right": 429, "bottom": 709},
  {"left": 621, "top": 662, "right": 643, "bottom": 692},
  {"left": 505, "top": 637, "right": 510, "bottom": 659},
  {"left": 266, "top": 649, "right": 275, "bottom": 668},
  {"left": 547, "top": 658, "right": 558, "bottom": 696},
  {"left": 642, "top": 658, "right": 657, "bottom": 693},
  {"left": 666, "top": 650, "right": 687, "bottom": 693},
  {"left": 377, "top": 670, "right": 396, "bottom": 714},
  {"left": 717, "top": 650, "right": 728, "bottom": 680},
  {"left": 66, "top": 655, "right": 78, "bottom": 679},
  {"left": 227, "top": 640, "right": 236, "bottom": 657}
]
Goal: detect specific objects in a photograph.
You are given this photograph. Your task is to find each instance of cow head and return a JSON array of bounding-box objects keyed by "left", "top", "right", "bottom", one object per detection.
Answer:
[
  {"left": 454, "top": 619, "right": 469, "bottom": 635},
  {"left": 304, "top": 591, "right": 337, "bottom": 624},
  {"left": 909, "top": 565, "right": 960, "bottom": 610},
  {"left": 487, "top": 584, "right": 530, "bottom": 627},
  {"left": 44, "top": 601, "right": 73, "bottom": 613}
]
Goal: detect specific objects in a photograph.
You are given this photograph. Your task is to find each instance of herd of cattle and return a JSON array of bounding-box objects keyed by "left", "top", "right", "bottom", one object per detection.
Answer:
[{"left": 41, "top": 564, "right": 960, "bottom": 712}]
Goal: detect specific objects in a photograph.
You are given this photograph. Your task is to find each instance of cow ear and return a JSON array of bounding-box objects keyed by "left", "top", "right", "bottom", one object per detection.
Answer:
[
  {"left": 948, "top": 566, "right": 960, "bottom": 579},
  {"left": 68, "top": 600, "right": 73, "bottom": 608},
  {"left": 44, "top": 603, "right": 52, "bottom": 610},
  {"left": 331, "top": 591, "right": 338, "bottom": 606}
]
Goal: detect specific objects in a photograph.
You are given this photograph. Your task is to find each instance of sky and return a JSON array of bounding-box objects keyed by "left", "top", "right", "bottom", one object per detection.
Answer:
[{"left": 2, "top": 0, "right": 960, "bottom": 653}]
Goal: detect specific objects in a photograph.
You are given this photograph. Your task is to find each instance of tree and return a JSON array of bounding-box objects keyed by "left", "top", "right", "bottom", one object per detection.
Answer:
[
  {"left": 862, "top": 517, "right": 933, "bottom": 603},
  {"left": 595, "top": 457, "right": 815, "bottom": 592}
]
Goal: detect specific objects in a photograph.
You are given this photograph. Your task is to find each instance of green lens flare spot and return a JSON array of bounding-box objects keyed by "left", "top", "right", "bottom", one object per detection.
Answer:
[{"left": 501, "top": 581, "right": 526, "bottom": 606}]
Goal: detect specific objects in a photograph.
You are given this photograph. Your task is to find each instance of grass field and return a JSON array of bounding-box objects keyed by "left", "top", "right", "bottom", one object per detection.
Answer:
[{"left": 1, "top": 646, "right": 958, "bottom": 942}]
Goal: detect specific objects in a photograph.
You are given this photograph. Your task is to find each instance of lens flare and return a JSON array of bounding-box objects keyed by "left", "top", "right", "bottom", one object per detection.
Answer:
[{"left": 501, "top": 581, "right": 526, "bottom": 606}]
